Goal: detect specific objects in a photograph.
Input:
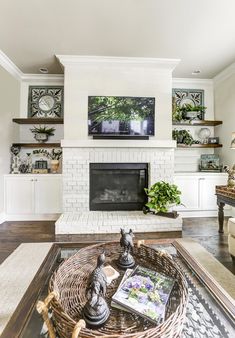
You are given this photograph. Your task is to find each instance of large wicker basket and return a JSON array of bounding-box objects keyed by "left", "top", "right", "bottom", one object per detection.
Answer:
[{"left": 45, "top": 242, "right": 188, "bottom": 338}]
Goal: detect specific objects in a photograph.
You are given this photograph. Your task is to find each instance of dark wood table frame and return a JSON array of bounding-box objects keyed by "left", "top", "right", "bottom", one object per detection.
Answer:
[
  {"left": 2, "top": 239, "right": 235, "bottom": 338},
  {"left": 216, "top": 193, "right": 235, "bottom": 233}
]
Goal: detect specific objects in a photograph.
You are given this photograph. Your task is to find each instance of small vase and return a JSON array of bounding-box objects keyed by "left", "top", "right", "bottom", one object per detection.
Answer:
[{"left": 50, "top": 160, "right": 59, "bottom": 174}]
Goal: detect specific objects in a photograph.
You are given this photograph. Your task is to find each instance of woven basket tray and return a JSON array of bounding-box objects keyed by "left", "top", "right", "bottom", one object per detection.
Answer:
[
  {"left": 216, "top": 185, "right": 235, "bottom": 198},
  {"left": 48, "top": 242, "right": 188, "bottom": 338}
]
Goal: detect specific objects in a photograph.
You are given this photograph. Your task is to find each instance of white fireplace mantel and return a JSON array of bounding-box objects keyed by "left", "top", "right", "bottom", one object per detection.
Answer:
[{"left": 61, "top": 139, "right": 176, "bottom": 148}]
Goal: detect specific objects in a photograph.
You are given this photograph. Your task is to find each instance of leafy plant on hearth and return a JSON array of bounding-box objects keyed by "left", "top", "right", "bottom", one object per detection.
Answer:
[
  {"left": 144, "top": 181, "right": 181, "bottom": 213},
  {"left": 172, "top": 129, "right": 195, "bottom": 146}
]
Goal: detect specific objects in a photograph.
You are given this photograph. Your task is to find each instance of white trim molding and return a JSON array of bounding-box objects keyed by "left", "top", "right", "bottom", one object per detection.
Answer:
[
  {"left": 56, "top": 55, "right": 181, "bottom": 71},
  {"left": 173, "top": 77, "right": 213, "bottom": 86},
  {"left": 0, "top": 50, "right": 23, "bottom": 81},
  {"left": 61, "top": 139, "right": 176, "bottom": 148},
  {"left": 21, "top": 73, "right": 64, "bottom": 83},
  {"left": 0, "top": 212, "right": 6, "bottom": 225},
  {"left": 213, "top": 62, "right": 235, "bottom": 87}
]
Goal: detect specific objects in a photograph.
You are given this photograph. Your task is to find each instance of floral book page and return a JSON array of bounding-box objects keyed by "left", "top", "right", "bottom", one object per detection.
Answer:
[{"left": 112, "top": 265, "right": 175, "bottom": 324}]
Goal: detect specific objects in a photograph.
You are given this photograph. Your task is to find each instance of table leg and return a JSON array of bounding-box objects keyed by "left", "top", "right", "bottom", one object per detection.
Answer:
[{"left": 218, "top": 202, "right": 225, "bottom": 233}]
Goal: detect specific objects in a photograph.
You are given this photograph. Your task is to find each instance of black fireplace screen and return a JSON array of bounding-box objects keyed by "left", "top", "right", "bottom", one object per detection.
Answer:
[{"left": 90, "top": 163, "right": 148, "bottom": 211}]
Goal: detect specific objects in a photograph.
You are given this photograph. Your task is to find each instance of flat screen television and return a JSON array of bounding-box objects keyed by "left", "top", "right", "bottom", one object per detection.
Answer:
[{"left": 88, "top": 96, "right": 155, "bottom": 136}]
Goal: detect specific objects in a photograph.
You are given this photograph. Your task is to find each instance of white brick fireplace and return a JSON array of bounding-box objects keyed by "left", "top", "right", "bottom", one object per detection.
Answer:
[{"left": 55, "top": 56, "right": 182, "bottom": 234}]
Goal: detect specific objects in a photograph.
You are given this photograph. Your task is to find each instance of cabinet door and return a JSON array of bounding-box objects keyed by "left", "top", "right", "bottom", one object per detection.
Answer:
[
  {"left": 174, "top": 176, "right": 200, "bottom": 210},
  {"left": 199, "top": 176, "right": 228, "bottom": 210},
  {"left": 34, "top": 176, "right": 62, "bottom": 214},
  {"left": 5, "top": 177, "right": 34, "bottom": 214}
]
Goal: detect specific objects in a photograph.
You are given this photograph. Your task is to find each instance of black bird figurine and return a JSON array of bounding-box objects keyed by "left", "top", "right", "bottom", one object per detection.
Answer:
[
  {"left": 118, "top": 228, "right": 135, "bottom": 269},
  {"left": 83, "top": 252, "right": 110, "bottom": 327}
]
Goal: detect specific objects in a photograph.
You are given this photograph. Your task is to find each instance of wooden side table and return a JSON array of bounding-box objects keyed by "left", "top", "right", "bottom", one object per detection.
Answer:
[{"left": 216, "top": 186, "right": 235, "bottom": 233}]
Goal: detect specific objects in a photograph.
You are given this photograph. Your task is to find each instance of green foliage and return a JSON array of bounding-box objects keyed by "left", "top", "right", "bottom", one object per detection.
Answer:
[
  {"left": 32, "top": 148, "right": 62, "bottom": 160},
  {"left": 144, "top": 181, "right": 181, "bottom": 213},
  {"left": 30, "top": 125, "right": 55, "bottom": 136},
  {"left": 88, "top": 96, "right": 154, "bottom": 122},
  {"left": 172, "top": 129, "right": 194, "bottom": 145},
  {"left": 172, "top": 104, "right": 207, "bottom": 122}
]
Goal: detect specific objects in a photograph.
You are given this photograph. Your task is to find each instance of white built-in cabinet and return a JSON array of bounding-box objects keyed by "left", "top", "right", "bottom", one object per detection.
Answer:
[
  {"left": 173, "top": 173, "right": 229, "bottom": 216},
  {"left": 4, "top": 174, "right": 62, "bottom": 219}
]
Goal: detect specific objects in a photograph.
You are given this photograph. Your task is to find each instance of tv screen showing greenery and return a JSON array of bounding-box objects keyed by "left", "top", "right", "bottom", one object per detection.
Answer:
[{"left": 88, "top": 96, "right": 155, "bottom": 136}]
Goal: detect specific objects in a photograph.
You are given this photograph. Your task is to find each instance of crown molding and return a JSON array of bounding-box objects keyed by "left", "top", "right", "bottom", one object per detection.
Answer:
[
  {"left": 21, "top": 73, "right": 64, "bottom": 83},
  {"left": 213, "top": 62, "right": 235, "bottom": 87},
  {"left": 0, "top": 50, "right": 23, "bottom": 81},
  {"left": 173, "top": 77, "right": 213, "bottom": 86},
  {"left": 56, "top": 55, "right": 181, "bottom": 71}
]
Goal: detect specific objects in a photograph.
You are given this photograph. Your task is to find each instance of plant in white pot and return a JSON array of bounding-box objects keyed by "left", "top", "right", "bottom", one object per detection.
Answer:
[
  {"left": 143, "top": 181, "right": 182, "bottom": 218},
  {"left": 30, "top": 125, "right": 55, "bottom": 142}
]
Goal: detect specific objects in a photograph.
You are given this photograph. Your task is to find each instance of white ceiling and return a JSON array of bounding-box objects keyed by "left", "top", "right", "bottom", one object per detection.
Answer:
[{"left": 1, "top": 0, "right": 235, "bottom": 78}]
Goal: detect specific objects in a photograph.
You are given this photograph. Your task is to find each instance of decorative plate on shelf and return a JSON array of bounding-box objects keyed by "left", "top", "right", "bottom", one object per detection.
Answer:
[{"left": 28, "top": 86, "right": 64, "bottom": 118}]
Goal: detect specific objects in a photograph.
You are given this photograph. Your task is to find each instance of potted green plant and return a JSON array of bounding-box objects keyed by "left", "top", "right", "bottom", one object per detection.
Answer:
[
  {"left": 172, "top": 104, "right": 207, "bottom": 122},
  {"left": 30, "top": 125, "right": 55, "bottom": 142},
  {"left": 172, "top": 129, "right": 195, "bottom": 145},
  {"left": 143, "top": 181, "right": 181, "bottom": 218}
]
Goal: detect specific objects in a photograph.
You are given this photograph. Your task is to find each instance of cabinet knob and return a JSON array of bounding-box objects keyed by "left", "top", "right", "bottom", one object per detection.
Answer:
[
  {"left": 34, "top": 179, "right": 37, "bottom": 182},
  {"left": 31, "top": 179, "right": 34, "bottom": 181}
]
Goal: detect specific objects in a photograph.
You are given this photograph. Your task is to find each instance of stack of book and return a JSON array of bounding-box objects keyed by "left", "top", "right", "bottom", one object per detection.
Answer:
[{"left": 111, "top": 265, "right": 175, "bottom": 325}]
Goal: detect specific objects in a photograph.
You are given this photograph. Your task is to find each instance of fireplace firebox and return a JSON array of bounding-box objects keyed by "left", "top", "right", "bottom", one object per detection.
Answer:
[{"left": 90, "top": 163, "right": 148, "bottom": 211}]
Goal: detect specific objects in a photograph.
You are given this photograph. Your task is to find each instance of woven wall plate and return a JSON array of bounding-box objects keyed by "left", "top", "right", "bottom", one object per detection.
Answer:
[{"left": 48, "top": 242, "right": 188, "bottom": 338}]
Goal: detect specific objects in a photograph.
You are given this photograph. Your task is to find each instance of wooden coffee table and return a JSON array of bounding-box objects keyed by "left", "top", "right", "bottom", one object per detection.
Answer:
[{"left": 1, "top": 239, "right": 235, "bottom": 338}]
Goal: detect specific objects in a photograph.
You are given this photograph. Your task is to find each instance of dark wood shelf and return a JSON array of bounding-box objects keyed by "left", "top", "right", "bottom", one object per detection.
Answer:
[
  {"left": 173, "top": 120, "right": 222, "bottom": 126},
  {"left": 12, "top": 143, "right": 61, "bottom": 148},
  {"left": 12, "top": 118, "right": 64, "bottom": 124},
  {"left": 177, "top": 143, "right": 223, "bottom": 148}
]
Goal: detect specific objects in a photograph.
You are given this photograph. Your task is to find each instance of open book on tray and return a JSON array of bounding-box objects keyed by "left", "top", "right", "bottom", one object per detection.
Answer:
[{"left": 112, "top": 265, "right": 175, "bottom": 324}]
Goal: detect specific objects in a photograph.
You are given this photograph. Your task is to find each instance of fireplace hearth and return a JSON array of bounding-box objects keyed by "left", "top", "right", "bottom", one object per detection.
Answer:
[{"left": 90, "top": 163, "right": 148, "bottom": 211}]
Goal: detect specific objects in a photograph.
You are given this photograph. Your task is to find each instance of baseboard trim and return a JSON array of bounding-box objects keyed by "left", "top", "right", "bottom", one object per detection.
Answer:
[
  {"left": 4, "top": 214, "right": 61, "bottom": 221},
  {"left": 0, "top": 212, "right": 6, "bottom": 225}
]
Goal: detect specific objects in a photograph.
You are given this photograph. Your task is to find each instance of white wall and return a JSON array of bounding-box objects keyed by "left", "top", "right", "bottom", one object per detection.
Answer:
[
  {"left": 214, "top": 74, "right": 235, "bottom": 168},
  {"left": 0, "top": 65, "right": 20, "bottom": 217},
  {"left": 60, "top": 58, "right": 179, "bottom": 141}
]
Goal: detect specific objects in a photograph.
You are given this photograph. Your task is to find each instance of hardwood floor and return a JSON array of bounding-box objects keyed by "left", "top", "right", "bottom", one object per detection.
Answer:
[{"left": 0, "top": 217, "right": 234, "bottom": 274}]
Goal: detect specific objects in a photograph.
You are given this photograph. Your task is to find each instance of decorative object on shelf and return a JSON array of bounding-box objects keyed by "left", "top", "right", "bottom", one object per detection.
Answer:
[
  {"left": 117, "top": 229, "right": 135, "bottom": 269},
  {"left": 174, "top": 104, "right": 207, "bottom": 121},
  {"left": 199, "top": 154, "right": 221, "bottom": 172},
  {"left": 172, "top": 88, "right": 206, "bottom": 122},
  {"left": 33, "top": 148, "right": 62, "bottom": 173},
  {"left": 144, "top": 181, "right": 181, "bottom": 218},
  {"left": 26, "top": 153, "right": 32, "bottom": 173},
  {"left": 18, "top": 162, "right": 29, "bottom": 174},
  {"left": 10, "top": 145, "right": 21, "bottom": 174},
  {"left": 28, "top": 86, "right": 64, "bottom": 118},
  {"left": 172, "top": 129, "right": 196, "bottom": 146},
  {"left": 32, "top": 159, "right": 48, "bottom": 174},
  {"left": 208, "top": 137, "right": 219, "bottom": 144},
  {"left": 83, "top": 252, "right": 110, "bottom": 327},
  {"left": 223, "top": 165, "right": 235, "bottom": 188},
  {"left": 30, "top": 125, "right": 55, "bottom": 142},
  {"left": 198, "top": 127, "right": 211, "bottom": 144},
  {"left": 173, "top": 88, "right": 204, "bottom": 106}
]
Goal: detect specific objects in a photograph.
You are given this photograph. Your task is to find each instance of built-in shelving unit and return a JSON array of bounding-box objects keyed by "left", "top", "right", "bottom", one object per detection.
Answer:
[
  {"left": 12, "top": 118, "right": 64, "bottom": 124},
  {"left": 173, "top": 120, "right": 222, "bottom": 126},
  {"left": 177, "top": 144, "right": 223, "bottom": 148},
  {"left": 12, "top": 143, "right": 61, "bottom": 148}
]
